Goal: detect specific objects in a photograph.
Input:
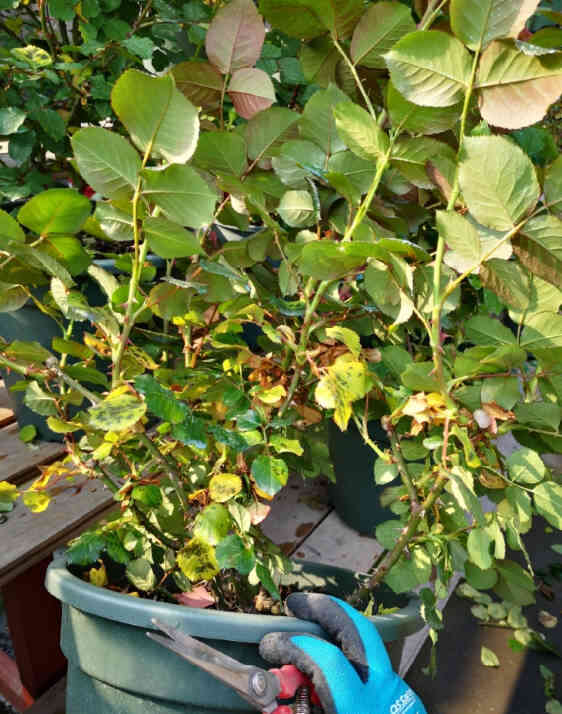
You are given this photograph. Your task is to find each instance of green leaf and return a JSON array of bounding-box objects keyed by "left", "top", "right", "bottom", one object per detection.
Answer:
[
  {"left": 194, "top": 503, "right": 232, "bottom": 546},
  {"left": 465, "top": 316, "right": 516, "bottom": 345},
  {"left": 510, "top": 127, "right": 558, "bottom": 167},
  {"left": 135, "top": 374, "right": 188, "bottom": 424},
  {"left": 246, "top": 107, "right": 299, "bottom": 161},
  {"left": 468, "top": 528, "right": 494, "bottom": 570},
  {"left": 177, "top": 537, "right": 219, "bottom": 581},
  {"left": 465, "top": 561, "right": 498, "bottom": 590},
  {"left": 350, "top": 1, "right": 415, "bottom": 69},
  {"left": 391, "top": 136, "right": 456, "bottom": 190},
  {"left": 387, "top": 81, "right": 461, "bottom": 135},
  {"left": 0, "top": 107, "right": 26, "bottom": 135},
  {"left": 374, "top": 458, "right": 399, "bottom": 486},
  {"left": 401, "top": 362, "right": 441, "bottom": 392},
  {"left": 299, "top": 241, "right": 366, "bottom": 280},
  {"left": 545, "top": 154, "right": 562, "bottom": 217},
  {"left": 206, "top": 0, "right": 264, "bottom": 74},
  {"left": 494, "top": 559, "right": 535, "bottom": 605},
  {"left": 300, "top": 85, "right": 349, "bottom": 155},
  {"left": 385, "top": 31, "right": 471, "bottom": 107},
  {"left": 480, "top": 259, "right": 529, "bottom": 309},
  {"left": 86, "top": 264, "right": 119, "bottom": 302},
  {"left": 66, "top": 532, "right": 106, "bottom": 566},
  {"left": 0, "top": 208, "right": 25, "bottom": 247},
  {"left": 24, "top": 382, "right": 57, "bottom": 416},
  {"left": 94, "top": 203, "right": 134, "bottom": 242},
  {"left": 172, "top": 416, "right": 207, "bottom": 450},
  {"left": 141, "top": 165, "right": 217, "bottom": 229},
  {"left": 272, "top": 139, "right": 326, "bottom": 188},
  {"left": 326, "top": 151, "right": 375, "bottom": 195},
  {"left": 278, "top": 190, "right": 316, "bottom": 227},
  {"left": 439, "top": 211, "right": 481, "bottom": 274},
  {"left": 5, "top": 340, "right": 51, "bottom": 364},
  {"left": 43, "top": 235, "right": 91, "bottom": 276},
  {"left": 514, "top": 402, "right": 561, "bottom": 431},
  {"left": 481, "top": 377, "right": 521, "bottom": 410},
  {"left": 193, "top": 132, "right": 247, "bottom": 177},
  {"left": 18, "top": 189, "right": 91, "bottom": 236},
  {"left": 88, "top": 392, "right": 147, "bottom": 431},
  {"left": 0, "top": 283, "right": 28, "bottom": 312},
  {"left": 513, "top": 214, "right": 562, "bottom": 289},
  {"left": 459, "top": 136, "right": 540, "bottom": 230},
  {"left": 375, "top": 520, "right": 403, "bottom": 550},
  {"left": 325, "top": 326, "right": 361, "bottom": 357},
  {"left": 216, "top": 534, "right": 255, "bottom": 575},
  {"left": 111, "top": 70, "right": 199, "bottom": 164},
  {"left": 269, "top": 435, "right": 304, "bottom": 456},
  {"left": 72, "top": 128, "right": 141, "bottom": 201},
  {"left": 481, "top": 646, "right": 500, "bottom": 667},
  {"left": 143, "top": 216, "right": 202, "bottom": 259},
  {"left": 251, "top": 455, "right": 288, "bottom": 497},
  {"left": 33, "top": 109, "right": 65, "bottom": 142},
  {"left": 476, "top": 40, "right": 562, "bottom": 129},
  {"left": 534, "top": 481, "right": 562, "bottom": 529},
  {"left": 132, "top": 484, "right": 162, "bottom": 508},
  {"left": 19, "top": 424, "right": 36, "bottom": 443},
  {"left": 446, "top": 466, "right": 485, "bottom": 526},
  {"left": 450, "top": 0, "right": 540, "bottom": 51},
  {"left": 333, "top": 102, "right": 389, "bottom": 161},
  {"left": 520, "top": 311, "right": 562, "bottom": 360},
  {"left": 259, "top": 0, "right": 363, "bottom": 40},
  {"left": 126, "top": 557, "right": 156, "bottom": 591},
  {"left": 385, "top": 547, "right": 431, "bottom": 593}
]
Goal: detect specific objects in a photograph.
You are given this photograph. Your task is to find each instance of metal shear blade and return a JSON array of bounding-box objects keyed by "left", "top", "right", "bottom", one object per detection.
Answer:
[{"left": 147, "top": 619, "right": 281, "bottom": 713}]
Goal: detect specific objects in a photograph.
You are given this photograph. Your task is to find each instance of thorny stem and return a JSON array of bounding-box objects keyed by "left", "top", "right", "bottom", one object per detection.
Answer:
[
  {"left": 46, "top": 357, "right": 100, "bottom": 405},
  {"left": 136, "top": 433, "right": 189, "bottom": 514},
  {"left": 389, "top": 430, "right": 419, "bottom": 507},
  {"left": 369, "top": 470, "right": 449, "bottom": 588}
]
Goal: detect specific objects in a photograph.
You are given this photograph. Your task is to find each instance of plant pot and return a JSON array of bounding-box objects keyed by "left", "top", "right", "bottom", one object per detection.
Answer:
[
  {"left": 0, "top": 256, "right": 165, "bottom": 441},
  {"left": 45, "top": 557, "right": 423, "bottom": 714},
  {"left": 328, "top": 420, "right": 393, "bottom": 536}
]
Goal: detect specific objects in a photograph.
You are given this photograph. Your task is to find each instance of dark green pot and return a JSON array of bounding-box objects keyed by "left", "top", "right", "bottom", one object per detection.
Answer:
[
  {"left": 45, "top": 557, "right": 423, "bottom": 714},
  {"left": 328, "top": 420, "right": 393, "bottom": 536}
]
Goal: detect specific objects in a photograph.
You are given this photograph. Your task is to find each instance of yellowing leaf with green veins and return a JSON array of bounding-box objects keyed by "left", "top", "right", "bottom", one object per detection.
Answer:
[
  {"left": 251, "top": 455, "right": 288, "bottom": 498},
  {"left": 315, "top": 354, "right": 373, "bottom": 430},
  {"left": 325, "top": 326, "right": 361, "bottom": 357},
  {"left": 177, "top": 538, "right": 219, "bottom": 582},
  {"left": 88, "top": 392, "right": 147, "bottom": 431},
  {"left": 11, "top": 45, "right": 52, "bottom": 66},
  {"left": 22, "top": 490, "right": 51, "bottom": 513},
  {"left": 209, "top": 473, "right": 243, "bottom": 503},
  {"left": 126, "top": 558, "right": 156, "bottom": 591},
  {"left": 255, "top": 384, "right": 286, "bottom": 405},
  {"left": 269, "top": 435, "right": 303, "bottom": 456}
]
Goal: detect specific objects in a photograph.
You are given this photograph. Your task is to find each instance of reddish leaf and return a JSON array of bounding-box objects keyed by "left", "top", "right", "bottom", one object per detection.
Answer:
[
  {"left": 205, "top": 0, "right": 265, "bottom": 75},
  {"left": 172, "top": 61, "right": 223, "bottom": 109},
  {"left": 176, "top": 585, "right": 215, "bottom": 608},
  {"left": 228, "top": 68, "right": 276, "bottom": 119},
  {"left": 248, "top": 501, "right": 271, "bottom": 525}
]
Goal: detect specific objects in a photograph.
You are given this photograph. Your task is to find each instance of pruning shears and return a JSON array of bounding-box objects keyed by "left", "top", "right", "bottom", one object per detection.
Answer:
[{"left": 147, "top": 619, "right": 319, "bottom": 714}]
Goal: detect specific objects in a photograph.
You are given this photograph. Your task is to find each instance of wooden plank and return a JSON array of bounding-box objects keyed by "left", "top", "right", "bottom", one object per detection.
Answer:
[
  {"left": 26, "top": 677, "right": 66, "bottom": 714},
  {"left": 0, "top": 382, "right": 15, "bottom": 428},
  {"left": 294, "top": 509, "right": 384, "bottom": 573},
  {"left": 2, "top": 558, "right": 66, "bottom": 699},
  {"left": 0, "top": 424, "right": 66, "bottom": 486},
  {"left": 0, "top": 476, "right": 115, "bottom": 587},
  {"left": 261, "top": 473, "right": 331, "bottom": 554}
]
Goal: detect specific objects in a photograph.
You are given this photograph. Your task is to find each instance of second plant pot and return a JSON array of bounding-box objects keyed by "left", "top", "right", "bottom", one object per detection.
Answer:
[{"left": 328, "top": 420, "right": 394, "bottom": 536}]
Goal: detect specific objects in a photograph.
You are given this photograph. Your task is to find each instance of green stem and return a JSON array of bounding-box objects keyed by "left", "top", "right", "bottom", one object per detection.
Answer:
[
  {"left": 369, "top": 470, "right": 448, "bottom": 588},
  {"left": 136, "top": 433, "right": 189, "bottom": 514},
  {"left": 389, "top": 430, "right": 419, "bottom": 507},
  {"left": 131, "top": 502, "right": 182, "bottom": 549},
  {"left": 343, "top": 146, "right": 393, "bottom": 242},
  {"left": 45, "top": 357, "right": 100, "bottom": 404},
  {"left": 332, "top": 38, "right": 376, "bottom": 120},
  {"left": 0, "top": 354, "right": 46, "bottom": 380},
  {"left": 431, "top": 47, "right": 481, "bottom": 388},
  {"left": 418, "top": 0, "right": 448, "bottom": 30},
  {"left": 352, "top": 414, "right": 387, "bottom": 461}
]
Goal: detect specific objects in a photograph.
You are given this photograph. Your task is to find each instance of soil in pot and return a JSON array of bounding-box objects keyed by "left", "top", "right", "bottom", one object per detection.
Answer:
[
  {"left": 46, "top": 558, "right": 422, "bottom": 714},
  {"left": 328, "top": 419, "right": 394, "bottom": 536}
]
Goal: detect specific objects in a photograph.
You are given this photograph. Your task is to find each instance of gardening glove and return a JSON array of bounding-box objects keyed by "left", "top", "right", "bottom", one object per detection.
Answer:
[{"left": 260, "top": 593, "right": 427, "bottom": 714}]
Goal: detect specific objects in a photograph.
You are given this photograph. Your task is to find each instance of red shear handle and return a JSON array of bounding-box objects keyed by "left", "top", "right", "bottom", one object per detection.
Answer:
[{"left": 267, "top": 665, "right": 320, "bottom": 713}]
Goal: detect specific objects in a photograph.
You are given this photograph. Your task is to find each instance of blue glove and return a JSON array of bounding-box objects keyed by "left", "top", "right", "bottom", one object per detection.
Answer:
[{"left": 260, "top": 593, "right": 427, "bottom": 714}]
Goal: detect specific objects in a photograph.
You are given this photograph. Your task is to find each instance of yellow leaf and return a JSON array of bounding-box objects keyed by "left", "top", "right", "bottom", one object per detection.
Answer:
[
  {"left": 315, "top": 355, "right": 373, "bottom": 430},
  {"left": 177, "top": 538, "right": 219, "bottom": 582},
  {"left": 0, "top": 482, "right": 19, "bottom": 504},
  {"left": 255, "top": 384, "right": 287, "bottom": 405},
  {"left": 209, "top": 473, "right": 243, "bottom": 503},
  {"left": 22, "top": 490, "right": 51, "bottom": 513},
  {"left": 89, "top": 564, "right": 108, "bottom": 588}
]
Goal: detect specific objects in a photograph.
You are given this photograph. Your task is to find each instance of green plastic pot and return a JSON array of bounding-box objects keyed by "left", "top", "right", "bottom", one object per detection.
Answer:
[
  {"left": 328, "top": 420, "right": 393, "bottom": 536},
  {"left": 46, "top": 557, "right": 423, "bottom": 714}
]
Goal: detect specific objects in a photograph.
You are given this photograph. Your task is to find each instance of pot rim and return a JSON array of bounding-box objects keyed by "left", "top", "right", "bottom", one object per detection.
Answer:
[{"left": 46, "top": 556, "right": 423, "bottom": 643}]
